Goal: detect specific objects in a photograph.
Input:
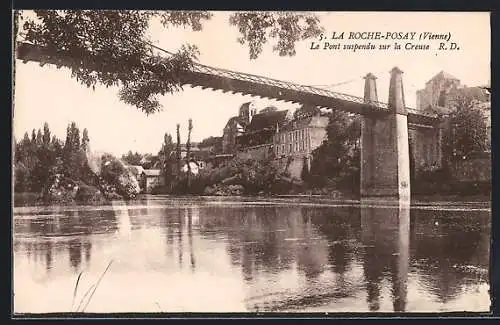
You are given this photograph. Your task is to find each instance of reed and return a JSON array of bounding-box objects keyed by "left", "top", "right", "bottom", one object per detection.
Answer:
[
  {"left": 70, "top": 271, "right": 83, "bottom": 311},
  {"left": 72, "top": 260, "right": 114, "bottom": 313}
]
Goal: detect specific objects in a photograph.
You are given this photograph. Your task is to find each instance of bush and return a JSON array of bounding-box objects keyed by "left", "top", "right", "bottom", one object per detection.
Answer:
[
  {"left": 14, "top": 192, "right": 42, "bottom": 206},
  {"left": 74, "top": 183, "right": 106, "bottom": 204}
]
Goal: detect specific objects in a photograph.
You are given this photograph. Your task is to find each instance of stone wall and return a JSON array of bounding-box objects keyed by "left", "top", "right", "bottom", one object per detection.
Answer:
[
  {"left": 409, "top": 127, "right": 442, "bottom": 174},
  {"left": 236, "top": 144, "right": 273, "bottom": 161},
  {"left": 275, "top": 155, "right": 307, "bottom": 181},
  {"left": 451, "top": 156, "right": 491, "bottom": 182}
]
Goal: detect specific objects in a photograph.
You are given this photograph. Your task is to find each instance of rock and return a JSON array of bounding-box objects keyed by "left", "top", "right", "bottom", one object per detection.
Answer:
[{"left": 204, "top": 186, "right": 216, "bottom": 195}]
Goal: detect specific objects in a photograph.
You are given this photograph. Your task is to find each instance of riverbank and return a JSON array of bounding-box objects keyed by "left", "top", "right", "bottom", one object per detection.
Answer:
[
  {"left": 14, "top": 190, "right": 125, "bottom": 207},
  {"left": 13, "top": 191, "right": 491, "bottom": 208}
]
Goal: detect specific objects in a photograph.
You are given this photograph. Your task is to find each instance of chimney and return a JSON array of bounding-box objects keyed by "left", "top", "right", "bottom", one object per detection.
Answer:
[
  {"left": 388, "top": 67, "right": 407, "bottom": 115},
  {"left": 363, "top": 73, "right": 378, "bottom": 103}
]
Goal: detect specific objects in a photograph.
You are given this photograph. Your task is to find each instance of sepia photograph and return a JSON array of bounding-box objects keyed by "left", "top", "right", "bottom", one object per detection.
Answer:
[{"left": 12, "top": 10, "right": 491, "bottom": 315}]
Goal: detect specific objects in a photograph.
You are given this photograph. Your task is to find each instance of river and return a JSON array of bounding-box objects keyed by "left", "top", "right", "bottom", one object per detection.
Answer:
[{"left": 13, "top": 196, "right": 491, "bottom": 314}]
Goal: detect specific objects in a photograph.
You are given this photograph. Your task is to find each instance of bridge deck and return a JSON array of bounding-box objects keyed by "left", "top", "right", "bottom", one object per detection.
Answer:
[{"left": 15, "top": 42, "right": 438, "bottom": 126}]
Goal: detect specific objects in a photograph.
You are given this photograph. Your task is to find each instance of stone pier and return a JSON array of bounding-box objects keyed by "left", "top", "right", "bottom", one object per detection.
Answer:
[{"left": 360, "top": 67, "right": 411, "bottom": 200}]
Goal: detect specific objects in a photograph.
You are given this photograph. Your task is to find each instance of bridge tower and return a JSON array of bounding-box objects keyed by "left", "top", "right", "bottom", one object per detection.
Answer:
[{"left": 360, "top": 67, "right": 411, "bottom": 200}]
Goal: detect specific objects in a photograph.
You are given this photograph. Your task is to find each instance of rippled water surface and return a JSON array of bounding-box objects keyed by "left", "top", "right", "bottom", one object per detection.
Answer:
[{"left": 13, "top": 196, "right": 491, "bottom": 313}]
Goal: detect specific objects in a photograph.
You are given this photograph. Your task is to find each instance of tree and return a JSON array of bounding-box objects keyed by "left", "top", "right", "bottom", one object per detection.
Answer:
[
  {"left": 442, "top": 94, "right": 489, "bottom": 165},
  {"left": 81, "top": 128, "right": 90, "bottom": 152},
  {"left": 186, "top": 119, "right": 193, "bottom": 158},
  {"left": 199, "top": 136, "right": 223, "bottom": 155},
  {"left": 308, "top": 111, "right": 360, "bottom": 189},
  {"left": 31, "top": 129, "right": 36, "bottom": 144},
  {"left": 42, "top": 122, "right": 51, "bottom": 146},
  {"left": 294, "top": 104, "right": 321, "bottom": 119},
  {"left": 121, "top": 151, "right": 143, "bottom": 165},
  {"left": 62, "top": 121, "right": 83, "bottom": 179},
  {"left": 229, "top": 12, "right": 323, "bottom": 59},
  {"left": 231, "top": 156, "right": 289, "bottom": 194},
  {"left": 17, "top": 10, "right": 323, "bottom": 114},
  {"left": 260, "top": 106, "right": 278, "bottom": 114},
  {"left": 301, "top": 156, "right": 310, "bottom": 183},
  {"left": 159, "top": 132, "right": 175, "bottom": 188},
  {"left": 36, "top": 129, "right": 43, "bottom": 146},
  {"left": 14, "top": 123, "right": 66, "bottom": 193},
  {"left": 176, "top": 123, "right": 181, "bottom": 172}
]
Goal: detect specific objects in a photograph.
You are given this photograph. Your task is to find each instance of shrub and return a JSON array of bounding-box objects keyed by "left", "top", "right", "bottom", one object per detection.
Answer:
[{"left": 75, "top": 184, "right": 105, "bottom": 204}]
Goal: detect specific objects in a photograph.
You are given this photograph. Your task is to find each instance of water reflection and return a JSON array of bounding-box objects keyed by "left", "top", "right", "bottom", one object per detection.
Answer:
[
  {"left": 13, "top": 198, "right": 490, "bottom": 313},
  {"left": 410, "top": 209, "right": 490, "bottom": 304},
  {"left": 360, "top": 199, "right": 410, "bottom": 312}
]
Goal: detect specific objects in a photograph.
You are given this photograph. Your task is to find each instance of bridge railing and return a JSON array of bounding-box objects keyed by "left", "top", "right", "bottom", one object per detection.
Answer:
[
  {"left": 16, "top": 41, "right": 437, "bottom": 119},
  {"left": 190, "top": 61, "right": 438, "bottom": 120},
  {"left": 190, "top": 61, "right": 391, "bottom": 111}
]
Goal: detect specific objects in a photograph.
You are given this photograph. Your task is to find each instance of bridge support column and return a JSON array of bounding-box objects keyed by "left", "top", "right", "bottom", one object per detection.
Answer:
[{"left": 360, "top": 67, "right": 411, "bottom": 200}]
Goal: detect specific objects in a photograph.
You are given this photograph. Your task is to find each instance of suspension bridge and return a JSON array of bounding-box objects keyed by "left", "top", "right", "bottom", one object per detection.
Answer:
[{"left": 15, "top": 41, "right": 444, "bottom": 199}]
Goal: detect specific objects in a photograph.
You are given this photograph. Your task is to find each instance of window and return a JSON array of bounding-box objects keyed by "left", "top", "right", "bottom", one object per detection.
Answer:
[{"left": 289, "top": 143, "right": 293, "bottom": 153}]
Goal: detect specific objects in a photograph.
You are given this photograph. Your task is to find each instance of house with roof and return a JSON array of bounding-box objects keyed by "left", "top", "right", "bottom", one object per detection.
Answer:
[
  {"left": 139, "top": 169, "right": 164, "bottom": 193},
  {"left": 236, "top": 107, "right": 290, "bottom": 160},
  {"left": 272, "top": 106, "right": 330, "bottom": 179},
  {"left": 181, "top": 159, "right": 205, "bottom": 175},
  {"left": 222, "top": 102, "right": 330, "bottom": 181}
]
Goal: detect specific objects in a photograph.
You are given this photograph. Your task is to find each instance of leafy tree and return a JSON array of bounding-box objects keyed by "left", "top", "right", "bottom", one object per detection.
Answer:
[
  {"left": 121, "top": 151, "right": 143, "bottom": 165},
  {"left": 294, "top": 104, "right": 321, "bottom": 119},
  {"left": 198, "top": 136, "right": 222, "bottom": 154},
  {"left": 260, "top": 106, "right": 278, "bottom": 114},
  {"left": 186, "top": 119, "right": 193, "bottom": 156},
  {"left": 36, "top": 129, "right": 43, "bottom": 146},
  {"left": 14, "top": 162, "right": 30, "bottom": 192},
  {"left": 442, "top": 94, "right": 489, "bottom": 165},
  {"left": 17, "top": 10, "right": 323, "bottom": 114},
  {"left": 42, "top": 122, "right": 51, "bottom": 146},
  {"left": 158, "top": 132, "right": 176, "bottom": 188},
  {"left": 230, "top": 156, "right": 289, "bottom": 194},
  {"left": 229, "top": 12, "right": 323, "bottom": 59},
  {"left": 14, "top": 122, "right": 67, "bottom": 193},
  {"left": 30, "top": 129, "right": 36, "bottom": 144},
  {"left": 308, "top": 111, "right": 360, "bottom": 189},
  {"left": 176, "top": 123, "right": 181, "bottom": 172},
  {"left": 301, "top": 156, "right": 310, "bottom": 183},
  {"left": 62, "top": 121, "right": 84, "bottom": 179},
  {"left": 81, "top": 128, "right": 90, "bottom": 152}
]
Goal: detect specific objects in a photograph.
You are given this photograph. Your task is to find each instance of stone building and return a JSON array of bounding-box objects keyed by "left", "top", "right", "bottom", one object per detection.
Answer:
[
  {"left": 139, "top": 169, "right": 164, "bottom": 193},
  {"left": 224, "top": 102, "right": 329, "bottom": 181},
  {"left": 236, "top": 108, "right": 289, "bottom": 160},
  {"left": 272, "top": 109, "right": 329, "bottom": 179},
  {"left": 416, "top": 71, "right": 461, "bottom": 112},
  {"left": 416, "top": 71, "right": 490, "bottom": 114},
  {"left": 222, "top": 102, "right": 257, "bottom": 153}
]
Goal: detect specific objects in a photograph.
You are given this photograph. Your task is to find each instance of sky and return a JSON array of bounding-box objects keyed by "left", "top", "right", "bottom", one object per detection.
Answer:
[{"left": 13, "top": 11, "right": 490, "bottom": 156}]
